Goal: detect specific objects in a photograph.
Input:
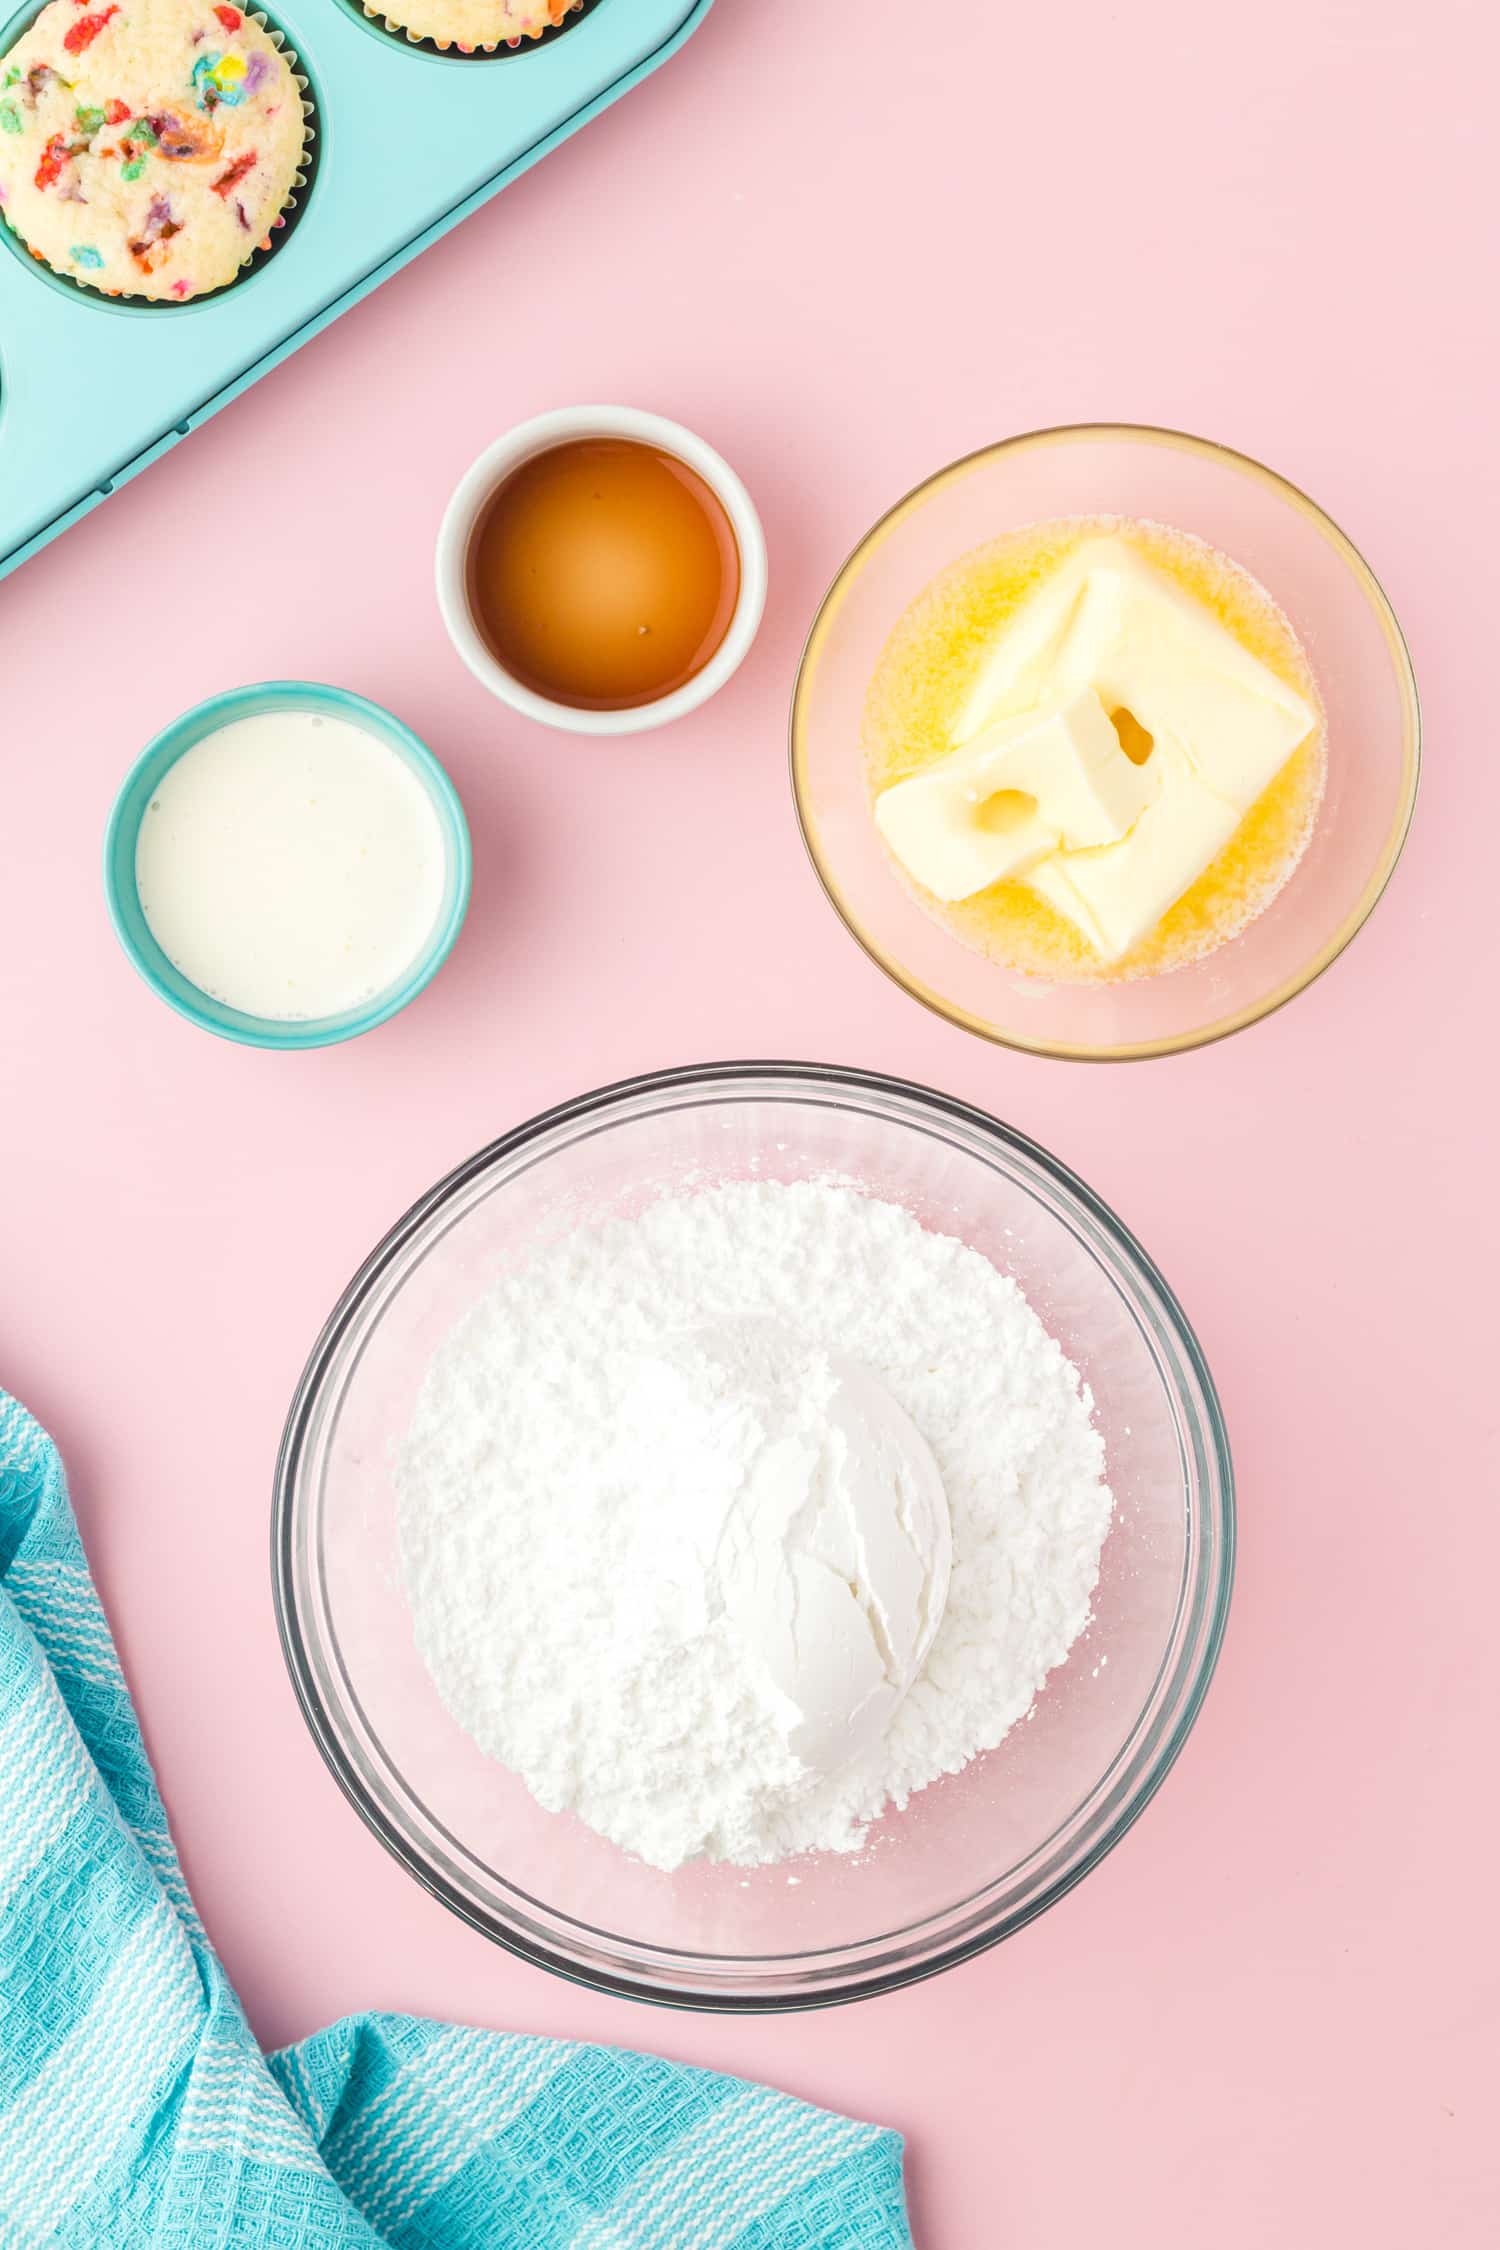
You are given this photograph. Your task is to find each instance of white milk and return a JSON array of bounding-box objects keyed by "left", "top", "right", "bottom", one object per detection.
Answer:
[{"left": 136, "top": 709, "right": 449, "bottom": 1021}]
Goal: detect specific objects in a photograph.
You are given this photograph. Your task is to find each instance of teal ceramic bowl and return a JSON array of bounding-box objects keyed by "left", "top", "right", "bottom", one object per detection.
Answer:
[{"left": 103, "top": 682, "right": 471, "bottom": 1050}]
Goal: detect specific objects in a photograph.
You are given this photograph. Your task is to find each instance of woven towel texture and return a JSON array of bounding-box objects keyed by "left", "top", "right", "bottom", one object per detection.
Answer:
[{"left": 0, "top": 1392, "right": 911, "bottom": 2249}]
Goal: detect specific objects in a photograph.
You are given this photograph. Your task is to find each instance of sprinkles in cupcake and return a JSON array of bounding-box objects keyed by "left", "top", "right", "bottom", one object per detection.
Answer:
[
  {"left": 0, "top": 0, "right": 307, "bottom": 300},
  {"left": 367, "top": 0, "right": 584, "bottom": 56}
]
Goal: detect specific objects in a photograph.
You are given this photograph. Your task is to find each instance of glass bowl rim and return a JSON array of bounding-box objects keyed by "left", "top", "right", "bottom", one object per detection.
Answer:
[
  {"left": 789, "top": 421, "right": 1422, "bottom": 1064},
  {"left": 272, "top": 1059, "right": 1235, "bottom": 2010}
]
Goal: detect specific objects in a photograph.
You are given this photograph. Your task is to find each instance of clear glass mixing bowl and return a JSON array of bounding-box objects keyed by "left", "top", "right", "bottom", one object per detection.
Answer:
[
  {"left": 791, "top": 425, "right": 1421, "bottom": 1060},
  {"left": 274, "top": 1065, "right": 1233, "bottom": 2009}
]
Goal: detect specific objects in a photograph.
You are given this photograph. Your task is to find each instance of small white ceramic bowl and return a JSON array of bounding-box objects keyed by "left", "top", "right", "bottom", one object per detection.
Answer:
[{"left": 435, "top": 405, "right": 768, "bottom": 737}]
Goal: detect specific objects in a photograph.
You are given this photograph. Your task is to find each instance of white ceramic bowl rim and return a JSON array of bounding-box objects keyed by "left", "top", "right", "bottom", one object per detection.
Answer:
[{"left": 435, "top": 405, "right": 769, "bottom": 737}]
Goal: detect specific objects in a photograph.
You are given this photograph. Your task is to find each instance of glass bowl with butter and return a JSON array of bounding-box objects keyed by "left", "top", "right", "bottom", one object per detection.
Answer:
[{"left": 791, "top": 425, "right": 1420, "bottom": 1060}]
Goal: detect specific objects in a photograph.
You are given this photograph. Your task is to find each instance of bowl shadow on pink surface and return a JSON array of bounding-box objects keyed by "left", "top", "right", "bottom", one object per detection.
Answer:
[{"left": 343, "top": 703, "right": 537, "bottom": 1036}]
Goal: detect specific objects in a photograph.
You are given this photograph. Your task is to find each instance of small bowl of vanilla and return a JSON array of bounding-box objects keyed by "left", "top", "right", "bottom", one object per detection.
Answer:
[
  {"left": 791, "top": 424, "right": 1420, "bottom": 1061},
  {"left": 104, "top": 681, "right": 471, "bottom": 1049}
]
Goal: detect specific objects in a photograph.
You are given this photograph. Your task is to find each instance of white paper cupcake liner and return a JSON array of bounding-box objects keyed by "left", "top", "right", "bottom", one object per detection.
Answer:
[
  {"left": 0, "top": 1, "right": 317, "bottom": 305},
  {"left": 360, "top": 0, "right": 589, "bottom": 61}
]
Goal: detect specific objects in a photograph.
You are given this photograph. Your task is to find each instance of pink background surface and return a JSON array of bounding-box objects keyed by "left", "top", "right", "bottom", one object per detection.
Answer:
[{"left": 3, "top": 1, "right": 1496, "bottom": 2243}]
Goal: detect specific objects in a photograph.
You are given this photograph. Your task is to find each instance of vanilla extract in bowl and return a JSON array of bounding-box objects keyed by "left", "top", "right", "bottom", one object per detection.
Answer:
[{"left": 466, "top": 436, "right": 742, "bottom": 713}]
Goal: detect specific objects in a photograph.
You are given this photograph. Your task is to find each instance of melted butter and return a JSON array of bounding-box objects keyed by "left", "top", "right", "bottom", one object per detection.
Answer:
[{"left": 863, "top": 516, "right": 1326, "bottom": 981}]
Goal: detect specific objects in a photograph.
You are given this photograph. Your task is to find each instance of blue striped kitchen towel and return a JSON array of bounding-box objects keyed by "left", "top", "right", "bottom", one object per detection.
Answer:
[{"left": 0, "top": 1391, "right": 911, "bottom": 2249}]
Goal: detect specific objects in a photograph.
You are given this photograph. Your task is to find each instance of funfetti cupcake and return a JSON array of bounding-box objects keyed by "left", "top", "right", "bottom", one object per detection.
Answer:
[
  {"left": 368, "top": 0, "right": 584, "bottom": 56},
  {"left": 0, "top": 0, "right": 309, "bottom": 301}
]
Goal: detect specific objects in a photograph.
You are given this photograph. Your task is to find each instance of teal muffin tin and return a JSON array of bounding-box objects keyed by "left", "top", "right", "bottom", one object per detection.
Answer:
[
  {"left": 104, "top": 679, "right": 472, "bottom": 1047},
  {"left": 0, "top": 0, "right": 715, "bottom": 579}
]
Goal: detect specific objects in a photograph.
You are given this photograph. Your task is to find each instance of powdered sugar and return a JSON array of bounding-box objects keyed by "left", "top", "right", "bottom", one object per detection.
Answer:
[{"left": 396, "top": 1180, "right": 1113, "bottom": 1870}]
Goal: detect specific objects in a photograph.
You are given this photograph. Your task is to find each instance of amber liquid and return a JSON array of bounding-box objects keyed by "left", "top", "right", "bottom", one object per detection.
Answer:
[
  {"left": 864, "top": 516, "right": 1327, "bottom": 982},
  {"left": 466, "top": 439, "right": 741, "bottom": 712}
]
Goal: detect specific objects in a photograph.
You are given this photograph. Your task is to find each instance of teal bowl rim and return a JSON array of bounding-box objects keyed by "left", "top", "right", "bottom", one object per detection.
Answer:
[{"left": 103, "top": 680, "right": 472, "bottom": 1050}]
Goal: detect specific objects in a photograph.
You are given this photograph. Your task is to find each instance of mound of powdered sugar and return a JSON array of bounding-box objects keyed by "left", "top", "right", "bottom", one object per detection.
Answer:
[{"left": 396, "top": 1180, "right": 1113, "bottom": 1870}]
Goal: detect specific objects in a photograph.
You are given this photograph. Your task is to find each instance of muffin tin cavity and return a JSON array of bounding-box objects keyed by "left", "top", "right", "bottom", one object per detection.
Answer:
[
  {"left": 338, "top": 0, "right": 601, "bottom": 63},
  {"left": 0, "top": 0, "right": 320, "bottom": 311},
  {"left": 0, "top": 0, "right": 714, "bottom": 581}
]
